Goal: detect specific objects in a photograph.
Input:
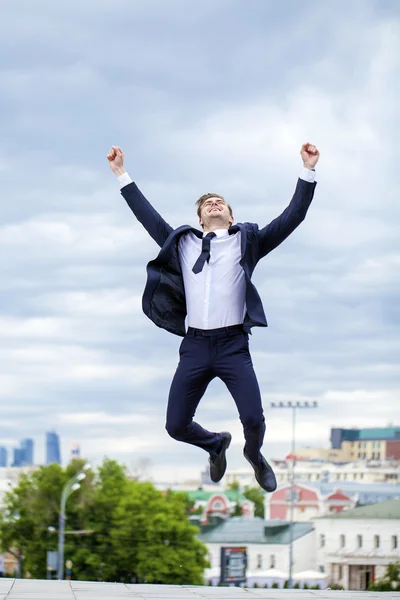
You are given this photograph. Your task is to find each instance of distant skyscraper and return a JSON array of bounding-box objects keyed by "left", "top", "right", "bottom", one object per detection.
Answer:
[
  {"left": 12, "top": 447, "right": 25, "bottom": 467},
  {"left": 0, "top": 447, "right": 7, "bottom": 467},
  {"left": 20, "top": 438, "right": 34, "bottom": 465},
  {"left": 70, "top": 442, "right": 81, "bottom": 461},
  {"left": 11, "top": 439, "right": 34, "bottom": 467},
  {"left": 46, "top": 431, "right": 61, "bottom": 465}
]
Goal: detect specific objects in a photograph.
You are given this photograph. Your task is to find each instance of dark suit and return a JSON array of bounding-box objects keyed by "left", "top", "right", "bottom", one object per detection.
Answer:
[{"left": 121, "top": 178, "right": 316, "bottom": 461}]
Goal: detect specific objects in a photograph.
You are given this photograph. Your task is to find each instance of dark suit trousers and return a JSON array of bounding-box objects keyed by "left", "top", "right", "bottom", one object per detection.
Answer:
[{"left": 165, "top": 325, "right": 265, "bottom": 464}]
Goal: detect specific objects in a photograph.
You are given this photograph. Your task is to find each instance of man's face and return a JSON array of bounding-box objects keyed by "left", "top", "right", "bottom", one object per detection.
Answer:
[{"left": 199, "top": 197, "right": 234, "bottom": 229}]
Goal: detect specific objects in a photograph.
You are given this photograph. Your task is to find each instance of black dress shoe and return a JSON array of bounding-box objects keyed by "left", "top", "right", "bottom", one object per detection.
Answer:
[
  {"left": 243, "top": 447, "right": 277, "bottom": 492},
  {"left": 209, "top": 432, "right": 232, "bottom": 483}
]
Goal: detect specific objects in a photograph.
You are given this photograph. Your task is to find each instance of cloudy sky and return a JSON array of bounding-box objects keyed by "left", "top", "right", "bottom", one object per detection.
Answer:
[{"left": 0, "top": 0, "right": 399, "bottom": 482}]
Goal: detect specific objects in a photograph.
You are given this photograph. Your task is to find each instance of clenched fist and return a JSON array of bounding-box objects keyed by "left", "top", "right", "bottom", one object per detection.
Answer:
[
  {"left": 300, "top": 143, "right": 320, "bottom": 169},
  {"left": 107, "top": 146, "right": 126, "bottom": 176}
]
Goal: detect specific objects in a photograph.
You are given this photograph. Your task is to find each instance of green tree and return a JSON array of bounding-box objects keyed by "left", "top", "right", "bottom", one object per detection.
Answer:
[
  {"left": 243, "top": 487, "right": 265, "bottom": 518},
  {"left": 0, "top": 458, "right": 209, "bottom": 584},
  {"left": 0, "top": 460, "right": 91, "bottom": 579},
  {"left": 368, "top": 562, "right": 400, "bottom": 592},
  {"left": 227, "top": 481, "right": 240, "bottom": 491},
  {"left": 231, "top": 502, "right": 243, "bottom": 517}
]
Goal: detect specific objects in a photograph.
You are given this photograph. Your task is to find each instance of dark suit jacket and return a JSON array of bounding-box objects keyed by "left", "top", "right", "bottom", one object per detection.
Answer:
[{"left": 121, "top": 178, "right": 317, "bottom": 336}]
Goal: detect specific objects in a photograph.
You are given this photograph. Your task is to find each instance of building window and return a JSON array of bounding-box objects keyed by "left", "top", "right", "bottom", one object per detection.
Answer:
[
  {"left": 377, "top": 442, "right": 381, "bottom": 448},
  {"left": 376, "top": 452, "right": 380, "bottom": 459},
  {"left": 339, "top": 565, "right": 343, "bottom": 579},
  {"left": 256, "top": 554, "right": 262, "bottom": 569},
  {"left": 357, "top": 534, "right": 363, "bottom": 548},
  {"left": 371, "top": 452, "right": 375, "bottom": 459},
  {"left": 374, "top": 535, "right": 380, "bottom": 549},
  {"left": 357, "top": 452, "right": 361, "bottom": 458},
  {"left": 340, "top": 534, "right": 345, "bottom": 548},
  {"left": 320, "top": 534, "right": 325, "bottom": 548},
  {"left": 319, "top": 565, "right": 325, "bottom": 573},
  {"left": 358, "top": 442, "right": 361, "bottom": 448},
  {"left": 270, "top": 555, "right": 275, "bottom": 569},
  {"left": 360, "top": 473, "right": 364, "bottom": 480},
  {"left": 392, "top": 536, "right": 398, "bottom": 550}
]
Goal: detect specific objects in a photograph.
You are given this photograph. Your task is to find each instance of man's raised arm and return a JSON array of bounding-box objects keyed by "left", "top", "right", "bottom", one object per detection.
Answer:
[
  {"left": 107, "top": 146, "right": 173, "bottom": 248},
  {"left": 257, "top": 143, "right": 320, "bottom": 259}
]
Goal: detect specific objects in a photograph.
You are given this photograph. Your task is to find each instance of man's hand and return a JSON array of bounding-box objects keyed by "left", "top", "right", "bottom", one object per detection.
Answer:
[
  {"left": 107, "top": 146, "right": 126, "bottom": 176},
  {"left": 300, "top": 143, "right": 320, "bottom": 169}
]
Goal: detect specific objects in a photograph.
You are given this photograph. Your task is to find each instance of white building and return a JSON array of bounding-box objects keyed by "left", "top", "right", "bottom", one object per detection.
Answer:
[
  {"left": 0, "top": 466, "right": 37, "bottom": 507},
  {"left": 197, "top": 516, "right": 317, "bottom": 586},
  {"left": 225, "top": 459, "right": 400, "bottom": 489},
  {"left": 314, "top": 499, "right": 400, "bottom": 590}
]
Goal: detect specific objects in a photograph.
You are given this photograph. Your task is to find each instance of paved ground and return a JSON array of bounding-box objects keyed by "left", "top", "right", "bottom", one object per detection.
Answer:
[{"left": 0, "top": 580, "right": 399, "bottom": 599}]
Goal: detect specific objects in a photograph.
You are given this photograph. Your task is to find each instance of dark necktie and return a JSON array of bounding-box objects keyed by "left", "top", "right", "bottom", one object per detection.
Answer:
[{"left": 192, "top": 232, "right": 216, "bottom": 274}]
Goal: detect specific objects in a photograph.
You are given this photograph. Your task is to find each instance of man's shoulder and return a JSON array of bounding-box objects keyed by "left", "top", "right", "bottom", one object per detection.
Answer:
[{"left": 237, "top": 222, "right": 260, "bottom": 237}]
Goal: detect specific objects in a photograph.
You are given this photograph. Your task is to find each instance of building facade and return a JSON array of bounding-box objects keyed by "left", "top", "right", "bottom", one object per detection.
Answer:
[
  {"left": 46, "top": 431, "right": 61, "bottom": 465},
  {"left": 265, "top": 483, "right": 356, "bottom": 521},
  {"left": 225, "top": 458, "right": 400, "bottom": 489},
  {"left": 197, "top": 516, "right": 316, "bottom": 586},
  {"left": 0, "top": 447, "right": 7, "bottom": 468},
  {"left": 186, "top": 490, "right": 255, "bottom": 521},
  {"left": 331, "top": 427, "right": 400, "bottom": 461},
  {"left": 314, "top": 499, "right": 400, "bottom": 590}
]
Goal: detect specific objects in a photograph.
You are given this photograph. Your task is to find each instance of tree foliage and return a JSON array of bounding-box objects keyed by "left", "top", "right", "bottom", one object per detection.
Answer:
[
  {"left": 368, "top": 562, "right": 400, "bottom": 592},
  {"left": 243, "top": 487, "right": 265, "bottom": 518},
  {"left": 0, "top": 458, "right": 209, "bottom": 583}
]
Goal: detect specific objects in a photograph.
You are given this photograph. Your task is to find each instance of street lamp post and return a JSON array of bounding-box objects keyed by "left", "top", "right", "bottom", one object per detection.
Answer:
[
  {"left": 57, "top": 464, "right": 90, "bottom": 580},
  {"left": 270, "top": 401, "right": 318, "bottom": 588}
]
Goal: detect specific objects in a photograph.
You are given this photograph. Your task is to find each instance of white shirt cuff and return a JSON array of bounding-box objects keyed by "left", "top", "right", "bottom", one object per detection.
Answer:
[
  {"left": 117, "top": 172, "right": 133, "bottom": 189},
  {"left": 299, "top": 166, "right": 316, "bottom": 183}
]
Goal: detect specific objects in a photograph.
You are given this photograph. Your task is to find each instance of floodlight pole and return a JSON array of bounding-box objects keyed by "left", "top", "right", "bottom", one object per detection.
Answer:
[{"left": 270, "top": 401, "right": 318, "bottom": 588}]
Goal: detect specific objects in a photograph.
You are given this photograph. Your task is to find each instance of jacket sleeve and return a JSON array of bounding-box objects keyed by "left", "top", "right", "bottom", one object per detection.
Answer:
[
  {"left": 257, "top": 178, "right": 317, "bottom": 259},
  {"left": 121, "top": 182, "right": 174, "bottom": 248}
]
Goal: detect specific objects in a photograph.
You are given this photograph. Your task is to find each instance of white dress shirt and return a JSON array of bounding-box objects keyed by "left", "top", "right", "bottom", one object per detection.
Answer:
[{"left": 117, "top": 167, "right": 316, "bottom": 329}]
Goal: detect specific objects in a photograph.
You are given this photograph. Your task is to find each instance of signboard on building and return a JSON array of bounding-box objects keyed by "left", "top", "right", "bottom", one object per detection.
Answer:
[{"left": 220, "top": 546, "right": 247, "bottom": 585}]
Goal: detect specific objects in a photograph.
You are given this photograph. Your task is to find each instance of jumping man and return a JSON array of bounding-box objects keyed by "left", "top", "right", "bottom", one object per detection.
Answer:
[{"left": 107, "top": 143, "right": 319, "bottom": 491}]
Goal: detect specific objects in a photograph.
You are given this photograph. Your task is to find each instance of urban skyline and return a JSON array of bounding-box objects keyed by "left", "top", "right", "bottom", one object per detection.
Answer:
[{"left": 0, "top": 431, "right": 64, "bottom": 467}]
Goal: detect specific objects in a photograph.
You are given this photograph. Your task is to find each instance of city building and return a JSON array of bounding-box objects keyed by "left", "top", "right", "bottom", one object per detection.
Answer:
[
  {"left": 0, "top": 551, "right": 19, "bottom": 576},
  {"left": 289, "top": 426, "right": 400, "bottom": 464},
  {"left": 331, "top": 427, "right": 400, "bottom": 461},
  {"left": 70, "top": 441, "right": 81, "bottom": 461},
  {"left": 0, "top": 447, "right": 7, "bottom": 468},
  {"left": 186, "top": 490, "right": 255, "bottom": 521},
  {"left": 0, "top": 466, "right": 38, "bottom": 507},
  {"left": 197, "top": 516, "right": 317, "bottom": 587},
  {"left": 314, "top": 499, "right": 400, "bottom": 591},
  {"left": 265, "top": 482, "right": 400, "bottom": 521},
  {"left": 265, "top": 483, "right": 356, "bottom": 521},
  {"left": 20, "top": 438, "right": 34, "bottom": 465},
  {"left": 225, "top": 458, "right": 400, "bottom": 489},
  {"left": 46, "top": 431, "right": 61, "bottom": 465},
  {"left": 12, "top": 448, "right": 25, "bottom": 467},
  {"left": 10, "top": 439, "right": 34, "bottom": 467}
]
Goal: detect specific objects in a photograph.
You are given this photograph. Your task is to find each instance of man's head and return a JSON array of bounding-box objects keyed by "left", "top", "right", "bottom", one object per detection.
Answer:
[{"left": 195, "top": 193, "right": 234, "bottom": 231}]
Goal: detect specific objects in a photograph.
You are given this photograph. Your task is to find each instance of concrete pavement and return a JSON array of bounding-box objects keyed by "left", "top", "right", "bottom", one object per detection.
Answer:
[{"left": 0, "top": 579, "right": 399, "bottom": 599}]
